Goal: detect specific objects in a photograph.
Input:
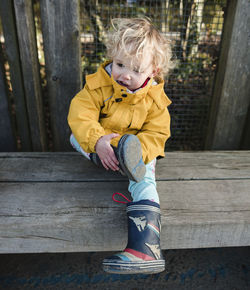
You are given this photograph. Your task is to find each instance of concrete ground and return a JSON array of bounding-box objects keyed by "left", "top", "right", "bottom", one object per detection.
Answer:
[{"left": 0, "top": 247, "right": 249, "bottom": 289}]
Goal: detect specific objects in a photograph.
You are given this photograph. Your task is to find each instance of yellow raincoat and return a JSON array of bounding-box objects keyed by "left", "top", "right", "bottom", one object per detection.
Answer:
[{"left": 68, "top": 61, "right": 171, "bottom": 164}]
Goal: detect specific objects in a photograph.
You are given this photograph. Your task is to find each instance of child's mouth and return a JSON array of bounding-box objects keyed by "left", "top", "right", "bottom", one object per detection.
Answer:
[{"left": 117, "top": 80, "right": 129, "bottom": 88}]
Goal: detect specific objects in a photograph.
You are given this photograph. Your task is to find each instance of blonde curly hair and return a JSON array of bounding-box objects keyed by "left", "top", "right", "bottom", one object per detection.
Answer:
[{"left": 106, "top": 18, "right": 175, "bottom": 78}]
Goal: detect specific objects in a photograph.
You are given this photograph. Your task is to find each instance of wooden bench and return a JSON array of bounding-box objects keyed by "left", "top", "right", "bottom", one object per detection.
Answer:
[{"left": 0, "top": 151, "right": 250, "bottom": 253}]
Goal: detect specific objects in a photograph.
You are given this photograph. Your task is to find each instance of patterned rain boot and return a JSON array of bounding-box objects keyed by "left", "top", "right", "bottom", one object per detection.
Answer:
[
  {"left": 91, "top": 134, "right": 146, "bottom": 182},
  {"left": 103, "top": 199, "right": 165, "bottom": 274}
]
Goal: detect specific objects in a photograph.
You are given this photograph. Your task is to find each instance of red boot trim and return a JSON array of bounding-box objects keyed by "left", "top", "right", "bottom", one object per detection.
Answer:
[{"left": 124, "top": 248, "right": 155, "bottom": 261}]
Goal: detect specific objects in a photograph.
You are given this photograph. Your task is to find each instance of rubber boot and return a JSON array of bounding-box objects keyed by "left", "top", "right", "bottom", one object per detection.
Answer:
[
  {"left": 102, "top": 199, "right": 165, "bottom": 274},
  {"left": 91, "top": 134, "right": 146, "bottom": 182}
]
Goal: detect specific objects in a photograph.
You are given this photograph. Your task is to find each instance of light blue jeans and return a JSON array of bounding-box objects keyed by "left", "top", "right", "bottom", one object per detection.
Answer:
[
  {"left": 129, "top": 158, "right": 159, "bottom": 204},
  {"left": 70, "top": 134, "right": 159, "bottom": 204}
]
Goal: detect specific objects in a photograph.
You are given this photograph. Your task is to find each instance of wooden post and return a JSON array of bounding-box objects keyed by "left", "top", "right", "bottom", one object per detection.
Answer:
[
  {"left": 40, "top": 0, "right": 82, "bottom": 151},
  {"left": 13, "top": 0, "right": 47, "bottom": 151},
  {"left": 0, "top": 0, "right": 31, "bottom": 151},
  {"left": 0, "top": 45, "right": 16, "bottom": 151},
  {"left": 241, "top": 106, "right": 250, "bottom": 149},
  {"left": 205, "top": 0, "right": 250, "bottom": 149}
]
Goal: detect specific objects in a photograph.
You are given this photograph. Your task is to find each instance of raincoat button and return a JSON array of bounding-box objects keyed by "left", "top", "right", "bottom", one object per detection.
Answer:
[
  {"left": 122, "top": 94, "right": 127, "bottom": 98},
  {"left": 115, "top": 98, "right": 122, "bottom": 102}
]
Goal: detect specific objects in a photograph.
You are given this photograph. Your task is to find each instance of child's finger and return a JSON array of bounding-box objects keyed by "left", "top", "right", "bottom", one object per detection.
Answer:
[
  {"left": 101, "top": 155, "right": 118, "bottom": 171},
  {"left": 106, "top": 133, "right": 120, "bottom": 142},
  {"left": 110, "top": 133, "right": 120, "bottom": 139},
  {"left": 111, "top": 153, "right": 119, "bottom": 165},
  {"left": 101, "top": 159, "right": 109, "bottom": 170},
  {"left": 107, "top": 157, "right": 119, "bottom": 171},
  {"left": 109, "top": 148, "right": 119, "bottom": 166},
  {"left": 105, "top": 151, "right": 119, "bottom": 171}
]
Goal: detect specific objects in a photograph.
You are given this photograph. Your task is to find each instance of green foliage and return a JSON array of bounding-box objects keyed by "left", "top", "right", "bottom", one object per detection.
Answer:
[
  {"left": 174, "top": 54, "right": 213, "bottom": 83},
  {"left": 82, "top": 52, "right": 106, "bottom": 76}
]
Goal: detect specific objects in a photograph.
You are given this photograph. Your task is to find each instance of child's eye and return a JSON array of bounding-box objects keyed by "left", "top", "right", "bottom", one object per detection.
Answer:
[
  {"left": 117, "top": 63, "right": 124, "bottom": 68},
  {"left": 133, "top": 68, "right": 143, "bottom": 73}
]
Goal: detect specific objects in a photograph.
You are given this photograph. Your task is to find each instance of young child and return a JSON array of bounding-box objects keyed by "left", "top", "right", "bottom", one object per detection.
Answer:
[{"left": 68, "top": 18, "right": 174, "bottom": 274}]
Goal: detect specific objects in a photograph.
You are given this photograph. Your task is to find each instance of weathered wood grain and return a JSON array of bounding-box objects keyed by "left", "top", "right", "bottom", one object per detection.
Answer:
[
  {"left": 40, "top": 0, "right": 82, "bottom": 151},
  {"left": 0, "top": 152, "right": 249, "bottom": 253},
  {"left": 0, "top": 178, "right": 250, "bottom": 253},
  {"left": 0, "top": 151, "right": 249, "bottom": 181},
  {"left": 0, "top": 0, "right": 31, "bottom": 150},
  {"left": 206, "top": 0, "right": 250, "bottom": 149},
  {"left": 13, "top": 0, "right": 47, "bottom": 151},
  {"left": 0, "top": 45, "right": 16, "bottom": 151}
]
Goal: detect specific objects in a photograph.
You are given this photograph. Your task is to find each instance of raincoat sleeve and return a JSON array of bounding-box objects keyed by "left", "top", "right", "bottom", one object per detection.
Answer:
[
  {"left": 136, "top": 102, "right": 171, "bottom": 164},
  {"left": 67, "top": 85, "right": 106, "bottom": 153}
]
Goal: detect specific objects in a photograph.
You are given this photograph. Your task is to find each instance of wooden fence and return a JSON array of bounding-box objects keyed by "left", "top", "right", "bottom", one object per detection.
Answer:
[
  {"left": 0, "top": 0, "right": 249, "bottom": 152},
  {"left": 0, "top": 0, "right": 81, "bottom": 152}
]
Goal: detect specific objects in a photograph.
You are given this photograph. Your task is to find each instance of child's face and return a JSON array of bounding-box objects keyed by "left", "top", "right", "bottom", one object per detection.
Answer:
[{"left": 112, "top": 51, "right": 155, "bottom": 91}]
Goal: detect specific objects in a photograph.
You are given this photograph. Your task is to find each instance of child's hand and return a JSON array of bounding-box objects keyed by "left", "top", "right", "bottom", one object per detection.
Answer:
[{"left": 95, "top": 133, "right": 120, "bottom": 171}]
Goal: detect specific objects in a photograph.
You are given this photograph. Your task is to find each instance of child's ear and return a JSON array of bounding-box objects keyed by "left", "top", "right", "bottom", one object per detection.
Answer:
[{"left": 152, "top": 68, "right": 160, "bottom": 77}]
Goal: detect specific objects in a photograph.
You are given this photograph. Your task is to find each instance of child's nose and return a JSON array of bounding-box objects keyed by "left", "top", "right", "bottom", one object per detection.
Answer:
[{"left": 122, "top": 72, "right": 131, "bottom": 80}]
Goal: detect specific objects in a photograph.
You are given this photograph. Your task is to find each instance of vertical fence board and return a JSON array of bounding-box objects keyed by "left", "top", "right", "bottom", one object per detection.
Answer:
[
  {"left": 13, "top": 0, "right": 47, "bottom": 151},
  {"left": 205, "top": 0, "right": 250, "bottom": 149},
  {"left": 0, "top": 0, "right": 31, "bottom": 151},
  {"left": 241, "top": 106, "right": 250, "bottom": 149},
  {"left": 0, "top": 45, "right": 16, "bottom": 151},
  {"left": 40, "top": 0, "right": 81, "bottom": 151}
]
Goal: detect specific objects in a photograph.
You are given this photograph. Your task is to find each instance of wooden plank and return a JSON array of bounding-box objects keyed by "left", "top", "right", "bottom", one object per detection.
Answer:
[
  {"left": 205, "top": 0, "right": 250, "bottom": 149},
  {"left": 0, "top": 151, "right": 250, "bottom": 253},
  {"left": 0, "top": 151, "right": 249, "bottom": 182},
  {"left": 0, "top": 45, "right": 16, "bottom": 151},
  {"left": 0, "top": 0, "right": 31, "bottom": 150},
  {"left": 40, "top": 0, "right": 81, "bottom": 151},
  {"left": 0, "top": 179, "right": 249, "bottom": 253},
  {"left": 13, "top": 0, "right": 47, "bottom": 151}
]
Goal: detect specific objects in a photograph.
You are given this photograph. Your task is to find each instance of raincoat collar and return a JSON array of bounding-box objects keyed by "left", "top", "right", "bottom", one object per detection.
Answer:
[{"left": 86, "top": 61, "right": 171, "bottom": 108}]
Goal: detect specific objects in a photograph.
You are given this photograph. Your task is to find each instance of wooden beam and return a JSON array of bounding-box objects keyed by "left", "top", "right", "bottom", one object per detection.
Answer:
[
  {"left": 40, "top": 0, "right": 82, "bottom": 151},
  {"left": 13, "top": 0, "right": 47, "bottom": 151},
  {"left": 0, "top": 152, "right": 249, "bottom": 253},
  {"left": 0, "top": 179, "right": 250, "bottom": 253},
  {"left": 0, "top": 151, "right": 250, "bottom": 182},
  {"left": 205, "top": 0, "right": 250, "bottom": 149},
  {"left": 0, "top": 0, "right": 31, "bottom": 150}
]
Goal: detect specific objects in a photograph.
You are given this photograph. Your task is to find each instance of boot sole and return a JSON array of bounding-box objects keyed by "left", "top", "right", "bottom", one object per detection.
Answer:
[
  {"left": 117, "top": 135, "right": 146, "bottom": 182},
  {"left": 103, "top": 259, "right": 165, "bottom": 274}
]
